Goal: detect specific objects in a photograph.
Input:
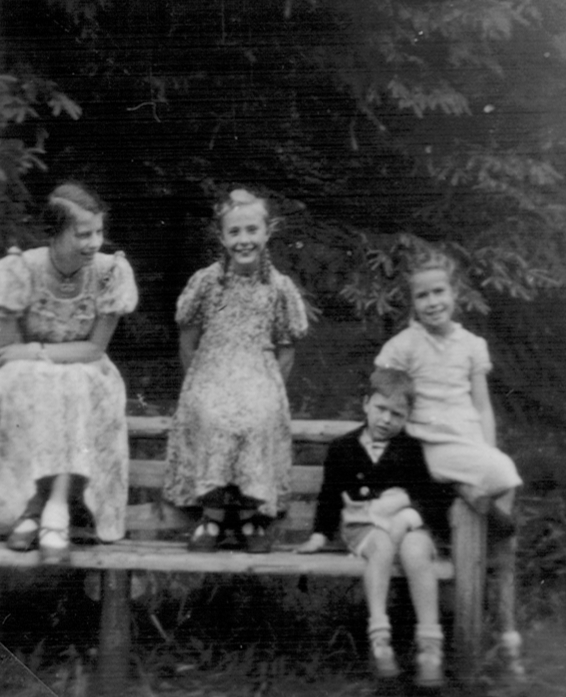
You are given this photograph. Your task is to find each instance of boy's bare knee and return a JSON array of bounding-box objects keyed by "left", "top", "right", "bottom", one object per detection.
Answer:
[
  {"left": 361, "top": 528, "right": 395, "bottom": 560},
  {"left": 399, "top": 530, "right": 435, "bottom": 567}
]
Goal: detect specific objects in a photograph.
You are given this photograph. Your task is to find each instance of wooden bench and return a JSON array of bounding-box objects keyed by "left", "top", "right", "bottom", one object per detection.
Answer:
[{"left": 0, "top": 417, "right": 489, "bottom": 694}]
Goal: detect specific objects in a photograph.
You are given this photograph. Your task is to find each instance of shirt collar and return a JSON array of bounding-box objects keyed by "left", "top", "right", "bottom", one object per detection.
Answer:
[
  {"left": 410, "top": 318, "right": 463, "bottom": 344},
  {"left": 359, "top": 428, "right": 387, "bottom": 464}
]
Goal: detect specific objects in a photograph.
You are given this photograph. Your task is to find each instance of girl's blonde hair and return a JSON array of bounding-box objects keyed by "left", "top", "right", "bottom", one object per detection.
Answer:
[
  {"left": 406, "top": 247, "right": 460, "bottom": 292},
  {"left": 212, "top": 187, "right": 278, "bottom": 285}
]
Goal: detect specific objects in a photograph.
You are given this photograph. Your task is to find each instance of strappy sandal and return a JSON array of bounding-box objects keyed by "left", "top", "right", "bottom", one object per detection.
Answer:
[
  {"left": 39, "top": 526, "right": 71, "bottom": 564},
  {"left": 6, "top": 516, "right": 40, "bottom": 552}
]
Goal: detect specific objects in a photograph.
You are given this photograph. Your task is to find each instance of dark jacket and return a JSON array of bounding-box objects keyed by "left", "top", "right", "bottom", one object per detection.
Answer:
[{"left": 312, "top": 427, "right": 455, "bottom": 543}]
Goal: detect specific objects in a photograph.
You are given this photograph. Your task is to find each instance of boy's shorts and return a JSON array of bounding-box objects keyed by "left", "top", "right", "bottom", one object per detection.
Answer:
[{"left": 341, "top": 516, "right": 437, "bottom": 559}]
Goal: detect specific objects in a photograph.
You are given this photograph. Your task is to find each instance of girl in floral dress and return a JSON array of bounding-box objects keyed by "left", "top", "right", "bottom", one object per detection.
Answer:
[
  {"left": 164, "top": 188, "right": 308, "bottom": 552},
  {"left": 0, "top": 182, "right": 138, "bottom": 562}
]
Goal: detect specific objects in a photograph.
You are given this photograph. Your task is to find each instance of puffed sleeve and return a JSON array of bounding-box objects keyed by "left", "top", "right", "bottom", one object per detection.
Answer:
[
  {"left": 469, "top": 333, "right": 492, "bottom": 374},
  {"left": 272, "top": 273, "right": 309, "bottom": 345},
  {"left": 95, "top": 252, "right": 138, "bottom": 315},
  {"left": 374, "top": 330, "right": 411, "bottom": 371},
  {"left": 0, "top": 248, "right": 33, "bottom": 318},
  {"left": 175, "top": 265, "right": 217, "bottom": 328}
]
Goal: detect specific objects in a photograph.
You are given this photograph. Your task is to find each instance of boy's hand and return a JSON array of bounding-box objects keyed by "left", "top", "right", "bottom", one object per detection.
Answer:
[{"left": 296, "top": 533, "right": 327, "bottom": 554}]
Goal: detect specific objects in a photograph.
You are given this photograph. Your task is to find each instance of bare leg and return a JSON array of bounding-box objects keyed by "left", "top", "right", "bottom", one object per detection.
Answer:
[
  {"left": 398, "top": 529, "right": 439, "bottom": 627},
  {"left": 362, "top": 529, "right": 399, "bottom": 678},
  {"left": 399, "top": 529, "right": 444, "bottom": 687},
  {"left": 362, "top": 529, "right": 396, "bottom": 626}
]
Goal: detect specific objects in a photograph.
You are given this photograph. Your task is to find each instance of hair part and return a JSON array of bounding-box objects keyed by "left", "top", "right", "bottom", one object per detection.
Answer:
[
  {"left": 44, "top": 181, "right": 108, "bottom": 238},
  {"left": 367, "top": 366, "right": 415, "bottom": 409}
]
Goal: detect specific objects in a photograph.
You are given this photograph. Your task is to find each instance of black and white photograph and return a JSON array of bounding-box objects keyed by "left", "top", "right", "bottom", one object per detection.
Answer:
[{"left": 0, "top": 1, "right": 565, "bottom": 695}]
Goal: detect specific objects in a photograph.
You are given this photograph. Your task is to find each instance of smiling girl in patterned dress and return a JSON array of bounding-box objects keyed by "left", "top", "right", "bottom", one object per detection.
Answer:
[{"left": 164, "top": 188, "right": 308, "bottom": 552}]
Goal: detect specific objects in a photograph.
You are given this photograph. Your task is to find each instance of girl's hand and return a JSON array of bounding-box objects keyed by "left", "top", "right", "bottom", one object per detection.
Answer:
[
  {"left": 0, "top": 343, "right": 40, "bottom": 366},
  {"left": 296, "top": 533, "right": 327, "bottom": 554}
]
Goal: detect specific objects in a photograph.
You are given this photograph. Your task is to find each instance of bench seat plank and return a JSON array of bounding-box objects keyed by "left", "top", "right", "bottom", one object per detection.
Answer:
[
  {"left": 127, "top": 417, "right": 362, "bottom": 442},
  {"left": 0, "top": 541, "right": 454, "bottom": 578}
]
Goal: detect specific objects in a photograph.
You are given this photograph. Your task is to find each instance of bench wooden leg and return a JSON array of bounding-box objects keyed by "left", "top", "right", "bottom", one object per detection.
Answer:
[
  {"left": 94, "top": 569, "right": 131, "bottom": 696},
  {"left": 451, "top": 498, "right": 487, "bottom": 679}
]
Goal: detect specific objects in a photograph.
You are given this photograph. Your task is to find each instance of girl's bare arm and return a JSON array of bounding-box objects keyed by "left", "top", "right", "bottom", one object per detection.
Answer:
[
  {"left": 470, "top": 372, "right": 496, "bottom": 446},
  {"left": 276, "top": 345, "right": 295, "bottom": 383},
  {"left": 0, "top": 315, "right": 120, "bottom": 366},
  {"left": 179, "top": 326, "right": 202, "bottom": 373}
]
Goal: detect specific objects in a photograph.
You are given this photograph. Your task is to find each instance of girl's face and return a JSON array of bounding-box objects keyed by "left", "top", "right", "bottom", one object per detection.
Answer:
[
  {"left": 54, "top": 206, "right": 105, "bottom": 268},
  {"left": 410, "top": 268, "right": 456, "bottom": 336},
  {"left": 220, "top": 203, "right": 271, "bottom": 275}
]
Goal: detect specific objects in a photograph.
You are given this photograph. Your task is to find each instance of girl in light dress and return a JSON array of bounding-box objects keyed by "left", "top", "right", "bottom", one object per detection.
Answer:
[
  {"left": 164, "top": 188, "right": 308, "bottom": 552},
  {"left": 0, "top": 182, "right": 138, "bottom": 563},
  {"left": 374, "top": 248, "right": 525, "bottom": 669},
  {"left": 374, "top": 249, "right": 522, "bottom": 528}
]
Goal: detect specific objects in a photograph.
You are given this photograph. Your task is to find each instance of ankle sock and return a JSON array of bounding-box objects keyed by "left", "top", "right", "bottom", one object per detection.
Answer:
[{"left": 40, "top": 501, "right": 70, "bottom": 548}]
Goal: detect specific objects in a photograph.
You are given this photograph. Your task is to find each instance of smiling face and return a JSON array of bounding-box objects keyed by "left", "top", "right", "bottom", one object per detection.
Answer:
[
  {"left": 53, "top": 205, "right": 105, "bottom": 270},
  {"left": 219, "top": 202, "right": 271, "bottom": 275},
  {"left": 410, "top": 268, "right": 456, "bottom": 336},
  {"left": 363, "top": 391, "right": 410, "bottom": 442}
]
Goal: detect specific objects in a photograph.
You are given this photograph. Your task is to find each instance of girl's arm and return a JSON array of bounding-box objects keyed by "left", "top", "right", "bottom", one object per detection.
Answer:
[
  {"left": 179, "top": 325, "right": 202, "bottom": 373},
  {"left": 0, "top": 314, "right": 120, "bottom": 366},
  {"left": 276, "top": 345, "right": 295, "bottom": 383},
  {"left": 470, "top": 372, "right": 496, "bottom": 446}
]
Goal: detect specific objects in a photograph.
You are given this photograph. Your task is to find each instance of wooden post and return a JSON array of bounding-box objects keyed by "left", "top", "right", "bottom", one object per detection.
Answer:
[
  {"left": 94, "top": 569, "right": 131, "bottom": 696},
  {"left": 451, "top": 498, "right": 487, "bottom": 679}
]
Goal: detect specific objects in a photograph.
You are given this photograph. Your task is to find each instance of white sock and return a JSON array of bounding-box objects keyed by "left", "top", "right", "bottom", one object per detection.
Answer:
[{"left": 40, "top": 501, "right": 70, "bottom": 548}]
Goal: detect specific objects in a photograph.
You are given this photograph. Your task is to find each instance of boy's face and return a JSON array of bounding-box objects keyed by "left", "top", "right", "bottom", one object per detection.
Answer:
[{"left": 363, "top": 391, "right": 409, "bottom": 441}]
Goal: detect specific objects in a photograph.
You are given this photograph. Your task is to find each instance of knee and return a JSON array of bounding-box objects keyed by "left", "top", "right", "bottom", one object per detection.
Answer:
[
  {"left": 399, "top": 531, "right": 435, "bottom": 570},
  {"left": 362, "top": 529, "right": 395, "bottom": 561}
]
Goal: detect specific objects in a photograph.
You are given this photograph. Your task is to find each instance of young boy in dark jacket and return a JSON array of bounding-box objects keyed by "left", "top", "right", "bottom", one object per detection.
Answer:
[{"left": 298, "top": 367, "right": 455, "bottom": 687}]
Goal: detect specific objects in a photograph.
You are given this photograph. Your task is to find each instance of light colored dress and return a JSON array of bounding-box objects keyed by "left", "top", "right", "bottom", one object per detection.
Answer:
[
  {"left": 0, "top": 247, "right": 138, "bottom": 541},
  {"left": 164, "top": 262, "right": 308, "bottom": 517},
  {"left": 375, "top": 320, "right": 522, "bottom": 496}
]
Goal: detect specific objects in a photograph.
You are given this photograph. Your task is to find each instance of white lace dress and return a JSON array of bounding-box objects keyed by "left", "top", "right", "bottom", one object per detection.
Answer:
[{"left": 0, "top": 247, "right": 138, "bottom": 541}]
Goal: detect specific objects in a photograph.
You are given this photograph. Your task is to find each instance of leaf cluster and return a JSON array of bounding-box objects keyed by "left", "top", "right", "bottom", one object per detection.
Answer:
[{"left": 0, "top": 72, "right": 81, "bottom": 253}]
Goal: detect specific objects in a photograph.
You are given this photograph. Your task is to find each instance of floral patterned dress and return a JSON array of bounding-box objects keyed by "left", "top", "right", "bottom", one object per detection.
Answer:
[
  {"left": 164, "top": 262, "right": 308, "bottom": 517},
  {"left": 0, "top": 247, "right": 138, "bottom": 541}
]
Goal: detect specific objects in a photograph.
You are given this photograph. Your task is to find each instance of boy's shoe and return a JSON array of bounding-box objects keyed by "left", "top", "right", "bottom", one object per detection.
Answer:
[
  {"left": 369, "top": 631, "right": 400, "bottom": 679},
  {"left": 415, "top": 634, "right": 444, "bottom": 688}
]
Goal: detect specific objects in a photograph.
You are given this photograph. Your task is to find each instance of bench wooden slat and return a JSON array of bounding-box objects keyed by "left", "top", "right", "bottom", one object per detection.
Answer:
[
  {"left": 125, "top": 499, "right": 319, "bottom": 535},
  {"left": 129, "top": 461, "right": 325, "bottom": 494},
  {"left": 0, "top": 541, "right": 454, "bottom": 579},
  {"left": 127, "top": 417, "right": 362, "bottom": 443}
]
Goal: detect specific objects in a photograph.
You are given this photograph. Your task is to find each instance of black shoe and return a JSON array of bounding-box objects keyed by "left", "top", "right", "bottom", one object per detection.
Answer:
[
  {"left": 187, "top": 519, "right": 221, "bottom": 552},
  {"left": 488, "top": 507, "right": 517, "bottom": 539},
  {"left": 243, "top": 516, "right": 274, "bottom": 554}
]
